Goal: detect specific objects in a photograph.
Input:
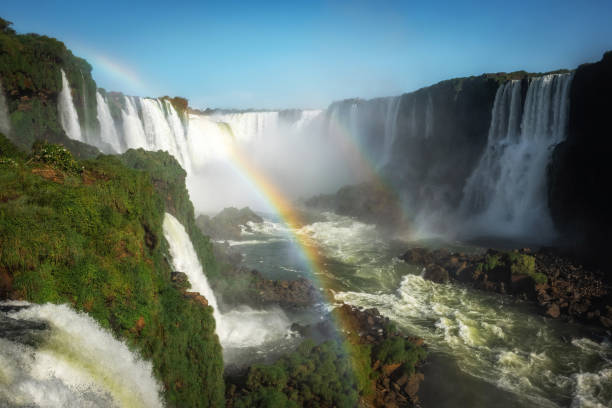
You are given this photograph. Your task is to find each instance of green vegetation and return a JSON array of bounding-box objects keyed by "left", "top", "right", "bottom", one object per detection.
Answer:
[
  {"left": 372, "top": 336, "right": 427, "bottom": 377},
  {"left": 0, "top": 17, "right": 98, "bottom": 157},
  {"left": 507, "top": 252, "right": 547, "bottom": 284},
  {"left": 30, "top": 140, "right": 83, "bottom": 174},
  {"left": 233, "top": 339, "right": 360, "bottom": 408},
  {"left": 480, "top": 251, "right": 547, "bottom": 284},
  {"left": 118, "top": 148, "right": 220, "bottom": 281},
  {"left": 0, "top": 134, "right": 224, "bottom": 407}
]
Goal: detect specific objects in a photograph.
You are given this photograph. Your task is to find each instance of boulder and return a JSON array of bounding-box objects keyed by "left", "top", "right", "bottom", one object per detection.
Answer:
[{"left": 423, "top": 264, "right": 449, "bottom": 283}]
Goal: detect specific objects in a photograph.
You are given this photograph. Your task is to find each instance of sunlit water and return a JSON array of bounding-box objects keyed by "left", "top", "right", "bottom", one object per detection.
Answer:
[{"left": 232, "top": 212, "right": 612, "bottom": 408}]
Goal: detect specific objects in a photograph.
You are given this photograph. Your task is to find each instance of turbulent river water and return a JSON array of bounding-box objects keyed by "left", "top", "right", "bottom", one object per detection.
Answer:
[{"left": 229, "top": 212, "right": 612, "bottom": 408}]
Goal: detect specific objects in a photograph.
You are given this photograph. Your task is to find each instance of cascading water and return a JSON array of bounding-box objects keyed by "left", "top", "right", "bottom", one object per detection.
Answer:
[
  {"left": 58, "top": 69, "right": 83, "bottom": 142},
  {"left": 382, "top": 96, "right": 402, "bottom": 166},
  {"left": 96, "top": 91, "right": 122, "bottom": 153},
  {"left": 459, "top": 73, "right": 573, "bottom": 241},
  {"left": 162, "top": 213, "right": 292, "bottom": 355},
  {"left": 210, "top": 111, "right": 279, "bottom": 143},
  {"left": 0, "top": 78, "right": 10, "bottom": 135},
  {"left": 0, "top": 301, "right": 163, "bottom": 408},
  {"left": 121, "top": 96, "right": 148, "bottom": 150}
]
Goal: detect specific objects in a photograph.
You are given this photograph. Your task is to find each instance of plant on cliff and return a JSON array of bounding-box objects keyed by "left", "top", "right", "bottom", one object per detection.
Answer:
[
  {"left": 0, "top": 16, "right": 98, "bottom": 157},
  {"left": 30, "top": 140, "right": 83, "bottom": 174},
  {"left": 0, "top": 136, "right": 224, "bottom": 407},
  {"left": 507, "top": 252, "right": 546, "bottom": 284}
]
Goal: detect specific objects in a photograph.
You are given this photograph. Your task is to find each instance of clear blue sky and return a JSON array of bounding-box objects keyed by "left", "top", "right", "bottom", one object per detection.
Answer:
[{"left": 2, "top": 1, "right": 611, "bottom": 109}]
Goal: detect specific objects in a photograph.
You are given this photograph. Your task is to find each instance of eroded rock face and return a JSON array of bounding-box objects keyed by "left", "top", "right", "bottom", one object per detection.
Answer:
[
  {"left": 401, "top": 247, "right": 612, "bottom": 328},
  {"left": 548, "top": 51, "right": 612, "bottom": 272}
]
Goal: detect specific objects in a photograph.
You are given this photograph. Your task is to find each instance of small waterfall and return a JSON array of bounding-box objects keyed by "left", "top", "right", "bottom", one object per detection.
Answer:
[
  {"left": 162, "top": 213, "right": 291, "bottom": 350},
  {"left": 0, "top": 78, "right": 10, "bottom": 135},
  {"left": 0, "top": 302, "right": 163, "bottom": 408},
  {"left": 121, "top": 96, "right": 147, "bottom": 150},
  {"left": 460, "top": 73, "right": 573, "bottom": 241},
  {"left": 381, "top": 96, "right": 402, "bottom": 166},
  {"left": 58, "top": 69, "right": 83, "bottom": 142},
  {"left": 95, "top": 91, "right": 122, "bottom": 153}
]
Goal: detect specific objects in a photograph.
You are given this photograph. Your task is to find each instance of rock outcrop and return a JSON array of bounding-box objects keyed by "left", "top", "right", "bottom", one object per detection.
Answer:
[
  {"left": 401, "top": 247, "right": 612, "bottom": 328},
  {"left": 548, "top": 51, "right": 612, "bottom": 271}
]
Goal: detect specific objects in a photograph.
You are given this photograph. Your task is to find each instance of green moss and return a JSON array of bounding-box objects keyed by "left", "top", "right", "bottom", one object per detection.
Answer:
[{"left": 0, "top": 138, "right": 224, "bottom": 407}]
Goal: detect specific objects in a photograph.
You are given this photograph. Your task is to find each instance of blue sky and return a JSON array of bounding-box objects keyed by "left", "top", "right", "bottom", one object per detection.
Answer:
[{"left": 2, "top": 1, "right": 612, "bottom": 109}]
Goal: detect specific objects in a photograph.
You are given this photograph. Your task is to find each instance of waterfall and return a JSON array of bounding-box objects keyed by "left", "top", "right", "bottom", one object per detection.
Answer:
[
  {"left": 95, "top": 91, "right": 122, "bottom": 153},
  {"left": 58, "top": 69, "right": 83, "bottom": 142},
  {"left": 459, "top": 73, "right": 573, "bottom": 241},
  {"left": 210, "top": 111, "right": 280, "bottom": 142},
  {"left": 0, "top": 302, "right": 162, "bottom": 408},
  {"left": 0, "top": 78, "right": 10, "bottom": 135},
  {"left": 381, "top": 96, "right": 402, "bottom": 166},
  {"left": 327, "top": 97, "right": 403, "bottom": 168},
  {"left": 121, "top": 96, "right": 148, "bottom": 150},
  {"left": 162, "top": 212, "right": 291, "bottom": 350}
]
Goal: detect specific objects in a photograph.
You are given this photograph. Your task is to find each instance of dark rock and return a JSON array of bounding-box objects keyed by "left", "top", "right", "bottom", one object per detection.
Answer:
[
  {"left": 546, "top": 303, "right": 561, "bottom": 318},
  {"left": 423, "top": 264, "right": 449, "bottom": 283}
]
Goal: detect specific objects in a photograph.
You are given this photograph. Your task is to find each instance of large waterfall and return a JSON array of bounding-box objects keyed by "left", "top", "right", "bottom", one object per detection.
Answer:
[
  {"left": 58, "top": 69, "right": 83, "bottom": 142},
  {"left": 162, "top": 213, "right": 292, "bottom": 354},
  {"left": 327, "top": 96, "right": 403, "bottom": 169},
  {"left": 0, "top": 78, "right": 10, "bottom": 135},
  {"left": 459, "top": 73, "right": 573, "bottom": 241},
  {"left": 0, "top": 302, "right": 162, "bottom": 408}
]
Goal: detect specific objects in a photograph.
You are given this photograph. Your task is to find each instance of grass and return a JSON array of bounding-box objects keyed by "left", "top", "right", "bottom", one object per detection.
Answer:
[{"left": 0, "top": 134, "right": 224, "bottom": 407}]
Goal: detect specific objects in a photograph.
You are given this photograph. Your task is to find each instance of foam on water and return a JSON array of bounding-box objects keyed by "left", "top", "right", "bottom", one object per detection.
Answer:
[
  {"left": 0, "top": 302, "right": 163, "bottom": 408},
  {"left": 335, "top": 273, "right": 612, "bottom": 407}
]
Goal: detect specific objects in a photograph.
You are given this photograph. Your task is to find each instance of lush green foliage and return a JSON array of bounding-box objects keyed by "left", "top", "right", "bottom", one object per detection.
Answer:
[
  {"left": 119, "top": 148, "right": 220, "bottom": 281},
  {"left": 372, "top": 336, "right": 427, "bottom": 377},
  {"left": 0, "top": 17, "right": 98, "bottom": 156},
  {"left": 481, "top": 251, "right": 547, "bottom": 284},
  {"left": 507, "top": 252, "right": 546, "bottom": 284},
  {"left": 30, "top": 140, "right": 83, "bottom": 174},
  {"left": 234, "top": 339, "right": 360, "bottom": 408},
  {"left": 0, "top": 137, "right": 224, "bottom": 407}
]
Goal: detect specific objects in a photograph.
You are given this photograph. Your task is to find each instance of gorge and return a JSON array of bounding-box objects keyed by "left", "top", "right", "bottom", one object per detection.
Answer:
[{"left": 1, "top": 13, "right": 612, "bottom": 408}]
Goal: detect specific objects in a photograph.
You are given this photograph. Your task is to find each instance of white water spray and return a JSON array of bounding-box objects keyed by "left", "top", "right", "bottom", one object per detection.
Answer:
[
  {"left": 58, "top": 69, "right": 83, "bottom": 142},
  {"left": 162, "top": 213, "right": 291, "bottom": 351},
  {"left": 0, "top": 302, "right": 163, "bottom": 408}
]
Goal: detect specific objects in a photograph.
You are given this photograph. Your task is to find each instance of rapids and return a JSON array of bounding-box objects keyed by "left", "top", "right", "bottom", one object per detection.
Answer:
[{"left": 233, "top": 212, "right": 612, "bottom": 408}]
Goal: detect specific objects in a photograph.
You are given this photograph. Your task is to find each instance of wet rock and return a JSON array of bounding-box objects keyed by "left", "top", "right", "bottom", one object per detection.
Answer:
[
  {"left": 546, "top": 303, "right": 561, "bottom": 318},
  {"left": 423, "top": 264, "right": 450, "bottom": 283}
]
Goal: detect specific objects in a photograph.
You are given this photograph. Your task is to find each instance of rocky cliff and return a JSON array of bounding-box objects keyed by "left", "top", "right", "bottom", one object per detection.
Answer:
[{"left": 548, "top": 51, "right": 612, "bottom": 271}]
